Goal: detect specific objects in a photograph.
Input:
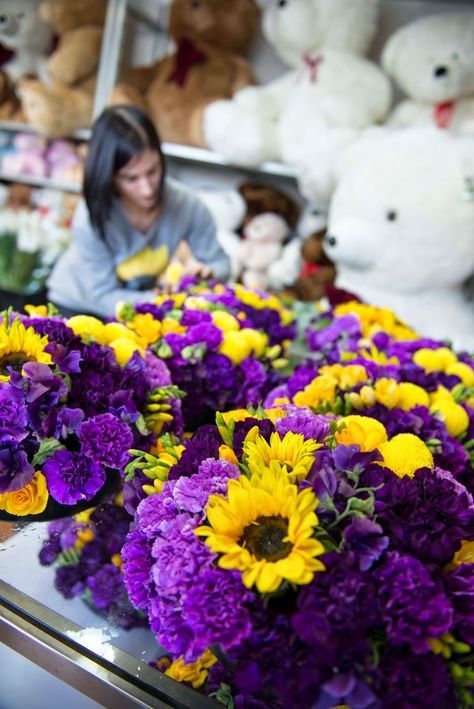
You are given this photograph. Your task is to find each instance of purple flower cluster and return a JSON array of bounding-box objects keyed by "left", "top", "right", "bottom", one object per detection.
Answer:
[
  {"left": 39, "top": 501, "right": 146, "bottom": 629},
  {"left": 0, "top": 314, "right": 183, "bottom": 513}
]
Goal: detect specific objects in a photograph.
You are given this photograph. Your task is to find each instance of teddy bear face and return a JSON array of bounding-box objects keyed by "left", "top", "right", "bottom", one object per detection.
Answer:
[
  {"left": 262, "top": 0, "right": 381, "bottom": 67},
  {"left": 382, "top": 12, "right": 474, "bottom": 104},
  {"left": 244, "top": 212, "right": 288, "bottom": 244},
  {"left": 0, "top": 0, "right": 51, "bottom": 51},
  {"left": 325, "top": 127, "right": 474, "bottom": 293},
  {"left": 169, "top": 0, "right": 260, "bottom": 54}
]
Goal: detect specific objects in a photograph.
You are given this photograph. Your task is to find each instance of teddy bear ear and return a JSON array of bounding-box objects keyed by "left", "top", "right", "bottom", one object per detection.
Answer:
[{"left": 381, "top": 27, "right": 405, "bottom": 77}]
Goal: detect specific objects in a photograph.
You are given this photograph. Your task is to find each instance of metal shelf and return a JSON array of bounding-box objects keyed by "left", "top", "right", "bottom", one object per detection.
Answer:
[{"left": 0, "top": 171, "right": 81, "bottom": 193}]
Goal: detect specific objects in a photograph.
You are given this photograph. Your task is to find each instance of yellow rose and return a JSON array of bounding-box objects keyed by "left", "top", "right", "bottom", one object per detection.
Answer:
[
  {"left": 335, "top": 415, "right": 388, "bottom": 451},
  {"left": 0, "top": 472, "right": 48, "bottom": 516}
]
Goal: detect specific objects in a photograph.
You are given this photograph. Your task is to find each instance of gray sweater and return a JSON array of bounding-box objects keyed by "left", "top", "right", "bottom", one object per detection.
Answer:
[{"left": 47, "top": 177, "right": 230, "bottom": 318}]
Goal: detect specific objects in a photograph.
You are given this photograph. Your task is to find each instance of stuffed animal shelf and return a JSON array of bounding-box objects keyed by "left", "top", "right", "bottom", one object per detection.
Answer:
[
  {"left": 17, "top": 0, "right": 108, "bottom": 137},
  {"left": 323, "top": 126, "right": 474, "bottom": 353},
  {"left": 109, "top": 0, "right": 260, "bottom": 148},
  {"left": 203, "top": 0, "right": 392, "bottom": 202},
  {"left": 382, "top": 11, "right": 474, "bottom": 134}
]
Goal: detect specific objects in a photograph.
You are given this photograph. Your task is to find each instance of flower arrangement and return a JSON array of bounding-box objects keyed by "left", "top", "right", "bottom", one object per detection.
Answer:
[
  {"left": 38, "top": 498, "right": 147, "bottom": 630},
  {"left": 113, "top": 283, "right": 294, "bottom": 428},
  {"left": 0, "top": 309, "right": 183, "bottom": 519},
  {"left": 267, "top": 302, "right": 474, "bottom": 488},
  {"left": 121, "top": 404, "right": 474, "bottom": 707}
]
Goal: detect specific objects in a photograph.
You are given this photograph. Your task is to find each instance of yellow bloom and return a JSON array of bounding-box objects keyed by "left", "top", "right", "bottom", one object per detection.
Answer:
[
  {"left": 162, "top": 318, "right": 187, "bottom": 336},
  {"left": 378, "top": 433, "right": 434, "bottom": 478},
  {"left": 0, "top": 472, "right": 48, "bottom": 515},
  {"left": 164, "top": 650, "right": 217, "bottom": 689},
  {"left": 219, "top": 444, "right": 239, "bottom": 465},
  {"left": 449, "top": 541, "right": 474, "bottom": 570},
  {"left": 109, "top": 338, "right": 143, "bottom": 365},
  {"left": 195, "top": 469, "right": 325, "bottom": 593},
  {"left": 219, "top": 331, "right": 252, "bottom": 364},
  {"left": 126, "top": 313, "right": 163, "bottom": 347},
  {"left": 211, "top": 311, "right": 240, "bottom": 332},
  {"left": 111, "top": 553, "right": 123, "bottom": 568},
  {"left": 24, "top": 304, "right": 49, "bottom": 317},
  {"left": 445, "top": 362, "right": 474, "bottom": 388},
  {"left": 430, "top": 400, "right": 470, "bottom": 437},
  {"left": 102, "top": 322, "right": 138, "bottom": 343},
  {"left": 413, "top": 347, "right": 457, "bottom": 373},
  {"left": 373, "top": 378, "right": 400, "bottom": 409},
  {"left": 240, "top": 328, "right": 268, "bottom": 358},
  {"left": 264, "top": 406, "right": 287, "bottom": 423},
  {"left": 66, "top": 315, "right": 107, "bottom": 343},
  {"left": 243, "top": 431, "right": 321, "bottom": 483},
  {"left": 335, "top": 416, "right": 388, "bottom": 451},
  {"left": 0, "top": 319, "right": 52, "bottom": 376},
  {"left": 221, "top": 409, "right": 252, "bottom": 424},
  {"left": 334, "top": 302, "right": 418, "bottom": 340},
  {"left": 396, "top": 382, "right": 430, "bottom": 411},
  {"left": 293, "top": 374, "right": 338, "bottom": 409},
  {"left": 76, "top": 528, "right": 94, "bottom": 549},
  {"left": 430, "top": 386, "right": 454, "bottom": 404},
  {"left": 320, "top": 363, "right": 368, "bottom": 389}
]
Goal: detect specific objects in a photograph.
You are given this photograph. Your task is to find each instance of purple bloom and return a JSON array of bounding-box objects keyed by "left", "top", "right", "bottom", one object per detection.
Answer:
[
  {"left": 183, "top": 567, "right": 253, "bottom": 656},
  {"left": 0, "top": 437, "right": 34, "bottom": 492},
  {"left": 343, "top": 518, "right": 389, "bottom": 571},
  {"left": 54, "top": 564, "right": 86, "bottom": 599},
  {"left": 0, "top": 382, "right": 29, "bottom": 441},
  {"left": 168, "top": 425, "right": 222, "bottom": 480},
  {"left": 172, "top": 458, "right": 239, "bottom": 513},
  {"left": 43, "top": 449, "right": 106, "bottom": 504},
  {"left": 374, "top": 552, "right": 453, "bottom": 652},
  {"left": 86, "top": 564, "right": 123, "bottom": 610},
  {"left": 275, "top": 408, "right": 331, "bottom": 442},
  {"left": 119, "top": 529, "right": 155, "bottom": 610},
  {"left": 79, "top": 413, "right": 134, "bottom": 470},
  {"left": 444, "top": 564, "right": 474, "bottom": 646}
]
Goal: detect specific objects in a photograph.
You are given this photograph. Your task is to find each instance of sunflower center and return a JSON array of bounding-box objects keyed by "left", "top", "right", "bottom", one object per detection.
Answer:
[
  {"left": 0, "top": 352, "right": 30, "bottom": 374},
  {"left": 240, "top": 515, "right": 292, "bottom": 562}
]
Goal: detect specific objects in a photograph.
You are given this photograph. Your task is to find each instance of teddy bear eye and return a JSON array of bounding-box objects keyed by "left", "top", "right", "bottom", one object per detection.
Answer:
[
  {"left": 190, "top": 0, "right": 200, "bottom": 8},
  {"left": 311, "top": 209, "right": 320, "bottom": 216},
  {"left": 386, "top": 210, "right": 398, "bottom": 222},
  {"left": 278, "top": 0, "right": 288, "bottom": 8}
]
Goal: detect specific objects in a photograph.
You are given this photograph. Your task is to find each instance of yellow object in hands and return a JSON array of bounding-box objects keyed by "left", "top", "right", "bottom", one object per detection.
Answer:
[{"left": 116, "top": 245, "right": 169, "bottom": 281}]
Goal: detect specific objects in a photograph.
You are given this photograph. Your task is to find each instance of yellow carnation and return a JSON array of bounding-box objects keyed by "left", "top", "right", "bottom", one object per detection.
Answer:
[
  {"left": 430, "top": 401, "right": 470, "bottom": 437},
  {"left": 378, "top": 433, "right": 434, "bottom": 478},
  {"left": 0, "top": 472, "right": 48, "bottom": 516},
  {"left": 335, "top": 415, "right": 388, "bottom": 451}
]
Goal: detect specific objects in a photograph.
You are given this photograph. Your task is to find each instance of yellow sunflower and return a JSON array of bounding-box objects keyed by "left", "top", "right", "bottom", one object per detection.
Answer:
[
  {"left": 195, "top": 469, "right": 325, "bottom": 593},
  {"left": 243, "top": 431, "right": 321, "bottom": 483},
  {"left": 0, "top": 318, "right": 52, "bottom": 378}
]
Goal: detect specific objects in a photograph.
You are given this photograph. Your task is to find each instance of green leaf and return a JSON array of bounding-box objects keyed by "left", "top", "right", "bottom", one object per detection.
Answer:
[{"left": 32, "top": 438, "right": 65, "bottom": 467}]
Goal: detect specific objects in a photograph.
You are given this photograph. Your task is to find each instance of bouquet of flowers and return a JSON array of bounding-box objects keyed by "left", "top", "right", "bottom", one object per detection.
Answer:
[
  {"left": 0, "top": 309, "right": 183, "bottom": 519},
  {"left": 121, "top": 404, "right": 474, "bottom": 707},
  {"left": 114, "top": 283, "right": 294, "bottom": 428},
  {"left": 38, "top": 499, "right": 147, "bottom": 630},
  {"left": 266, "top": 302, "right": 474, "bottom": 491}
]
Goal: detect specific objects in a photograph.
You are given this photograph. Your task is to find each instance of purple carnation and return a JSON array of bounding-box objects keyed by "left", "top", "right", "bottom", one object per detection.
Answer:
[
  {"left": 172, "top": 458, "right": 239, "bottom": 513},
  {"left": 143, "top": 350, "right": 172, "bottom": 388},
  {"left": 444, "top": 564, "right": 474, "bottom": 646},
  {"left": 275, "top": 408, "right": 331, "bottom": 441},
  {"left": 374, "top": 552, "right": 453, "bottom": 653},
  {"left": 54, "top": 564, "right": 86, "bottom": 599},
  {"left": 43, "top": 449, "right": 106, "bottom": 504},
  {"left": 119, "top": 529, "right": 155, "bottom": 611},
  {"left": 86, "top": 564, "right": 123, "bottom": 610},
  {"left": 183, "top": 567, "right": 253, "bottom": 657},
  {"left": 168, "top": 425, "right": 222, "bottom": 480},
  {"left": 0, "top": 382, "right": 29, "bottom": 441},
  {"left": 79, "top": 413, "right": 134, "bottom": 470}
]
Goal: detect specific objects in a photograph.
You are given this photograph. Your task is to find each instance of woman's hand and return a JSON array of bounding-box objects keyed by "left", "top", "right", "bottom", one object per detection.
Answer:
[{"left": 181, "top": 260, "right": 213, "bottom": 279}]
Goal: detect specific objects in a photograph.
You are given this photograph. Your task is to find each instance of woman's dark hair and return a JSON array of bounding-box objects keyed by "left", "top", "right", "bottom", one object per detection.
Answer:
[{"left": 83, "top": 105, "right": 166, "bottom": 238}]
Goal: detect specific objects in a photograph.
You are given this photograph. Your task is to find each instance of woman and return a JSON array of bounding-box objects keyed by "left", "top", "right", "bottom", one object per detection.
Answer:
[{"left": 47, "top": 105, "right": 230, "bottom": 318}]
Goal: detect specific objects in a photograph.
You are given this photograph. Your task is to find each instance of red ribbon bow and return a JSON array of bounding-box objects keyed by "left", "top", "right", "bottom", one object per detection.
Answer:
[
  {"left": 303, "top": 53, "right": 324, "bottom": 83},
  {"left": 434, "top": 101, "right": 455, "bottom": 129},
  {"left": 167, "top": 37, "right": 207, "bottom": 87}
]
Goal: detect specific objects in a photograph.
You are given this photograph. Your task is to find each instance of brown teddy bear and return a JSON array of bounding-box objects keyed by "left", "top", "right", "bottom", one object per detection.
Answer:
[
  {"left": 17, "top": 0, "right": 107, "bottom": 137},
  {"left": 284, "top": 230, "right": 336, "bottom": 301},
  {"left": 109, "top": 0, "right": 260, "bottom": 148}
]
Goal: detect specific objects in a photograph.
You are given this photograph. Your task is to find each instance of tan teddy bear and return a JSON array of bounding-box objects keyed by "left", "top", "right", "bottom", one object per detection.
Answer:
[
  {"left": 17, "top": 0, "right": 107, "bottom": 137},
  {"left": 109, "top": 0, "right": 260, "bottom": 148}
]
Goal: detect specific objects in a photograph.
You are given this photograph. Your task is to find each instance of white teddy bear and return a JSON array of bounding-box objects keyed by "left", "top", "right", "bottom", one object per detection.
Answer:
[
  {"left": 324, "top": 126, "right": 474, "bottom": 353},
  {"left": 382, "top": 12, "right": 474, "bottom": 134},
  {"left": 203, "top": 0, "right": 392, "bottom": 202},
  {"left": 0, "top": 0, "right": 52, "bottom": 82},
  {"left": 236, "top": 212, "right": 289, "bottom": 291}
]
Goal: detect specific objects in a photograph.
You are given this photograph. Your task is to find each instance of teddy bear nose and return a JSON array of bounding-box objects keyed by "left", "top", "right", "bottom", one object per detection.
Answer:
[
  {"left": 434, "top": 65, "right": 449, "bottom": 79},
  {"left": 325, "top": 235, "right": 337, "bottom": 247}
]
